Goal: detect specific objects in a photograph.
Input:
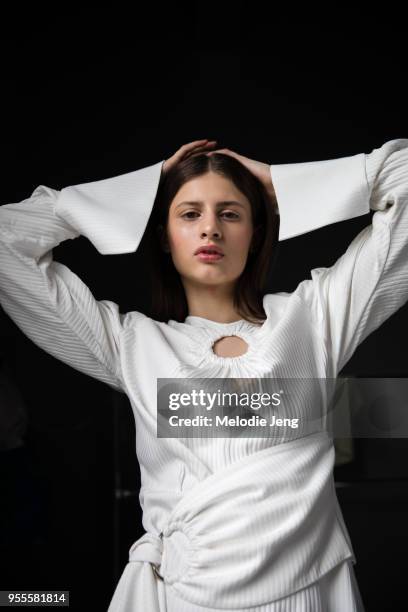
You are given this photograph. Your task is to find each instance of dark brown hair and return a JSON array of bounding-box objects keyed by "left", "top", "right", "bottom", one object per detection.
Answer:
[{"left": 144, "top": 152, "right": 280, "bottom": 324}]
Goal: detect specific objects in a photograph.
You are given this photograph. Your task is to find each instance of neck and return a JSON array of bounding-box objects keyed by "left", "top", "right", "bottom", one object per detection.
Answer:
[{"left": 184, "top": 282, "right": 241, "bottom": 324}]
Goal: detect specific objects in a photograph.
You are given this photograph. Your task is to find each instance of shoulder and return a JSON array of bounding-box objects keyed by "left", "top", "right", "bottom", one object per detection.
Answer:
[
  {"left": 263, "top": 283, "right": 319, "bottom": 321},
  {"left": 262, "top": 291, "right": 296, "bottom": 321},
  {"left": 119, "top": 310, "right": 174, "bottom": 334},
  {"left": 119, "top": 309, "right": 150, "bottom": 331},
  {"left": 263, "top": 291, "right": 293, "bottom": 310}
]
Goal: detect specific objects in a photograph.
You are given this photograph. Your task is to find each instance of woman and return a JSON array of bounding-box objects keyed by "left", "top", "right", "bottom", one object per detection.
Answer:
[{"left": 1, "top": 138, "right": 407, "bottom": 611}]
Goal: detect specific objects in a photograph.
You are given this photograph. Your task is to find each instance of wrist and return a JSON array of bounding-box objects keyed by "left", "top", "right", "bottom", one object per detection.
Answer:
[{"left": 263, "top": 165, "right": 275, "bottom": 196}]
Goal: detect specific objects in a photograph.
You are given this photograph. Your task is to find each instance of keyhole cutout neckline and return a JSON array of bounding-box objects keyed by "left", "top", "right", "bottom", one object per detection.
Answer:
[
  {"left": 211, "top": 335, "right": 249, "bottom": 358},
  {"left": 183, "top": 315, "right": 265, "bottom": 365}
]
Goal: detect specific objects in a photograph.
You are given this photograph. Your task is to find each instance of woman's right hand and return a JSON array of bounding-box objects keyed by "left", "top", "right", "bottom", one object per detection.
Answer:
[{"left": 162, "top": 139, "right": 218, "bottom": 175}]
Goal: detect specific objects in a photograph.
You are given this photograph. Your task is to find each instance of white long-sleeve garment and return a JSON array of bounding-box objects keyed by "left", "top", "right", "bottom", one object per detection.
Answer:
[{"left": 1, "top": 138, "right": 408, "bottom": 611}]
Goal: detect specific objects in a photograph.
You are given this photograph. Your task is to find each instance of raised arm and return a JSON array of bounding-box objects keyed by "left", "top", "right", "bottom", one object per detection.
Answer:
[
  {"left": 270, "top": 138, "right": 408, "bottom": 376},
  {"left": 0, "top": 160, "right": 164, "bottom": 393}
]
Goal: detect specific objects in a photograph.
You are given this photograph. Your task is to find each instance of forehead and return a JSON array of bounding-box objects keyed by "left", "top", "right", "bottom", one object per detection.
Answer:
[{"left": 171, "top": 172, "right": 250, "bottom": 208}]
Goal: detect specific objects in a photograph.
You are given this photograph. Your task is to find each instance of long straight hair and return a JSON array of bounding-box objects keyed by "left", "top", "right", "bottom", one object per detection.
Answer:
[{"left": 143, "top": 152, "right": 280, "bottom": 324}]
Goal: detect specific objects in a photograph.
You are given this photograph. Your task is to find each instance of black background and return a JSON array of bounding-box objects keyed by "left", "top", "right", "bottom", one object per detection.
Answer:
[{"left": 1, "top": 5, "right": 407, "bottom": 610}]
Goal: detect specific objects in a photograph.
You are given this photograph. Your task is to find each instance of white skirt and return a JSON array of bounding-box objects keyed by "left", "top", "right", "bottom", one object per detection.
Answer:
[{"left": 164, "top": 559, "right": 365, "bottom": 612}]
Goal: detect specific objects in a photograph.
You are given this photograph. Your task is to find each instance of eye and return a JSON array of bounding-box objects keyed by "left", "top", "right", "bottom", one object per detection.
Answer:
[
  {"left": 221, "top": 211, "right": 239, "bottom": 219},
  {"left": 181, "top": 211, "right": 200, "bottom": 219},
  {"left": 181, "top": 210, "right": 240, "bottom": 220}
]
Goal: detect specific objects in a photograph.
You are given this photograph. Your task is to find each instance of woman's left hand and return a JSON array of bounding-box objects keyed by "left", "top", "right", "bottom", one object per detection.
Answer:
[
  {"left": 205, "top": 148, "right": 276, "bottom": 201},
  {"left": 163, "top": 139, "right": 218, "bottom": 175}
]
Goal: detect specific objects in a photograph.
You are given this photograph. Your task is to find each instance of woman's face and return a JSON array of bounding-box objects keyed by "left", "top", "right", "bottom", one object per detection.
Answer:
[{"left": 163, "top": 171, "right": 254, "bottom": 291}]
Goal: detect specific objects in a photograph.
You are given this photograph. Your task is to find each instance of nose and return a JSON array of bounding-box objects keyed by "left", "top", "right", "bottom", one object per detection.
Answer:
[{"left": 199, "top": 212, "right": 222, "bottom": 238}]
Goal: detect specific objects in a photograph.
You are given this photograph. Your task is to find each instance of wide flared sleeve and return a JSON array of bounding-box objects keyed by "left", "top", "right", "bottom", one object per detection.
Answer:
[
  {"left": 271, "top": 138, "right": 408, "bottom": 375},
  {"left": 0, "top": 160, "right": 165, "bottom": 392}
]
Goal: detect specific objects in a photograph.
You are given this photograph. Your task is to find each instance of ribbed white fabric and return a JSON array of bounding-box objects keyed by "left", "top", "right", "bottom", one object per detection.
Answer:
[
  {"left": 1, "top": 139, "right": 408, "bottom": 611},
  {"left": 164, "top": 560, "right": 365, "bottom": 612}
]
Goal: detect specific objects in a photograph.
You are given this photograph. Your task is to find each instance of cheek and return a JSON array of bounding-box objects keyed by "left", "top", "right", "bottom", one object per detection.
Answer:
[
  {"left": 168, "top": 226, "right": 194, "bottom": 256},
  {"left": 230, "top": 227, "right": 252, "bottom": 253}
]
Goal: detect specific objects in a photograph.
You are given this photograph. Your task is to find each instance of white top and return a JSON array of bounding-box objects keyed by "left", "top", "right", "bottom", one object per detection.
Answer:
[{"left": 1, "top": 138, "right": 407, "bottom": 611}]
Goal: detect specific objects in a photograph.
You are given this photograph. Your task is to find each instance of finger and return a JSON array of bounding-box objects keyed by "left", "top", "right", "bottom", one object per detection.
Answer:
[
  {"left": 183, "top": 142, "right": 218, "bottom": 159},
  {"left": 186, "top": 140, "right": 217, "bottom": 154},
  {"left": 187, "top": 141, "right": 217, "bottom": 152},
  {"left": 185, "top": 142, "right": 218, "bottom": 156},
  {"left": 207, "top": 149, "right": 237, "bottom": 157},
  {"left": 181, "top": 140, "right": 210, "bottom": 152}
]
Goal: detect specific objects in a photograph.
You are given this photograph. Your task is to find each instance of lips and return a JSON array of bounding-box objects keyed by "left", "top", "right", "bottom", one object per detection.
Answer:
[{"left": 194, "top": 245, "right": 224, "bottom": 256}]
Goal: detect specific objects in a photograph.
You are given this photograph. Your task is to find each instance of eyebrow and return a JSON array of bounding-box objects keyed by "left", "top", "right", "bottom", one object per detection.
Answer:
[{"left": 175, "top": 200, "right": 247, "bottom": 210}]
